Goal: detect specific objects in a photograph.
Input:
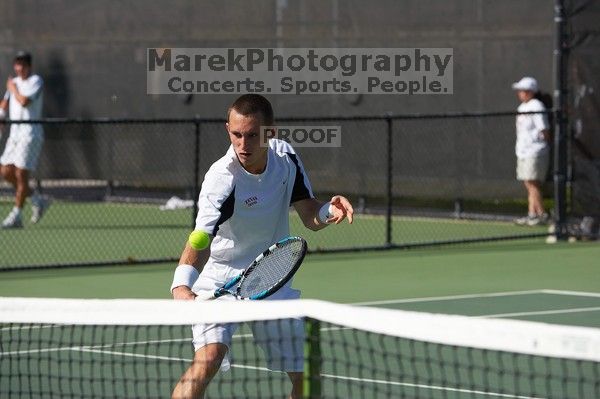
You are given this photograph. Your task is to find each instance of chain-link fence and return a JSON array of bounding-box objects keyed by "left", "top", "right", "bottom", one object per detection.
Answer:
[{"left": 0, "top": 112, "right": 563, "bottom": 270}]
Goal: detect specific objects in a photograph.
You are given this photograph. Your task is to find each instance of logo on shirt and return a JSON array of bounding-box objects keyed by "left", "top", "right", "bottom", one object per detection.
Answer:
[{"left": 244, "top": 196, "right": 259, "bottom": 207}]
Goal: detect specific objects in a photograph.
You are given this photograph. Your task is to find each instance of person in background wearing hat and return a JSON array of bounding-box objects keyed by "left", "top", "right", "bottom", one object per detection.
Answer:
[
  {"left": 0, "top": 51, "right": 49, "bottom": 228},
  {"left": 511, "top": 76, "right": 551, "bottom": 226}
]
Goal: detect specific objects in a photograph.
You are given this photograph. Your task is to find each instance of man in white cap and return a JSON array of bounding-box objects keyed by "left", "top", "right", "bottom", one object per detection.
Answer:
[{"left": 511, "top": 76, "right": 551, "bottom": 226}]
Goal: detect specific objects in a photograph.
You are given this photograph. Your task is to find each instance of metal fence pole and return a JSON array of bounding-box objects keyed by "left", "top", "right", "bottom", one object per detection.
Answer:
[
  {"left": 553, "top": 0, "right": 568, "bottom": 240},
  {"left": 192, "top": 120, "right": 201, "bottom": 230},
  {"left": 386, "top": 116, "right": 393, "bottom": 247}
]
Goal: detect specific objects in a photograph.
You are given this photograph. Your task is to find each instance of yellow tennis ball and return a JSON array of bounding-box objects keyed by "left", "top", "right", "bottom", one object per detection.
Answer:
[{"left": 188, "top": 230, "right": 210, "bottom": 250}]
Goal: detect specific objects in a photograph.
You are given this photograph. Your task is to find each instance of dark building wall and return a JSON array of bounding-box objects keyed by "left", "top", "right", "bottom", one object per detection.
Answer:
[{"left": 0, "top": 0, "right": 553, "bottom": 119}]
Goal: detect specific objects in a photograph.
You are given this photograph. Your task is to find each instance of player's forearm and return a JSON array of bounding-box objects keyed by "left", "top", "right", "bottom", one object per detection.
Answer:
[
  {"left": 312, "top": 201, "right": 332, "bottom": 230},
  {"left": 7, "top": 85, "right": 29, "bottom": 107},
  {"left": 294, "top": 198, "right": 334, "bottom": 231},
  {"left": 303, "top": 200, "right": 330, "bottom": 231},
  {"left": 178, "top": 242, "right": 210, "bottom": 272},
  {"left": 171, "top": 243, "right": 211, "bottom": 299},
  {"left": 13, "top": 92, "right": 29, "bottom": 107}
]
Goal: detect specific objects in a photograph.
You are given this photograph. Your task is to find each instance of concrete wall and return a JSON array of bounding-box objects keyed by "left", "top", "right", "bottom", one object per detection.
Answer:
[
  {"left": 0, "top": 0, "right": 553, "bottom": 119},
  {"left": 0, "top": 0, "right": 559, "bottom": 203}
]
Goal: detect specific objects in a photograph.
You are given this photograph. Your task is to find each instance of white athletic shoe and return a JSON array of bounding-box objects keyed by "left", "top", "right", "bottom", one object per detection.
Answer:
[
  {"left": 514, "top": 216, "right": 531, "bottom": 226},
  {"left": 31, "top": 196, "right": 50, "bottom": 224},
  {"left": 515, "top": 213, "right": 549, "bottom": 226},
  {"left": 527, "top": 213, "right": 550, "bottom": 227},
  {"left": 1, "top": 209, "right": 23, "bottom": 229}
]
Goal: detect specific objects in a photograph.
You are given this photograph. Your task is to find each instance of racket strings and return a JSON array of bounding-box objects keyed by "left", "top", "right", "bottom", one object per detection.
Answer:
[{"left": 238, "top": 240, "right": 304, "bottom": 297}]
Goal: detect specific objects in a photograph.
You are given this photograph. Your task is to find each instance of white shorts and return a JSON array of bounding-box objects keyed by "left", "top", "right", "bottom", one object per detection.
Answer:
[
  {"left": 0, "top": 126, "right": 44, "bottom": 171},
  {"left": 517, "top": 153, "right": 549, "bottom": 181},
  {"left": 191, "top": 271, "right": 304, "bottom": 372}
]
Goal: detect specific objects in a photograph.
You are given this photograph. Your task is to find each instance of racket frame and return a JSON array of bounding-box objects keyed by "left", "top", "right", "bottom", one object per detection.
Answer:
[{"left": 197, "top": 236, "right": 307, "bottom": 301}]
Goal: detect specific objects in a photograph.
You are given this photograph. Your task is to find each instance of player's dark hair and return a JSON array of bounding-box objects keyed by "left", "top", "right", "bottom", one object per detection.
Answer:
[
  {"left": 14, "top": 51, "right": 32, "bottom": 66},
  {"left": 227, "top": 94, "right": 274, "bottom": 125}
]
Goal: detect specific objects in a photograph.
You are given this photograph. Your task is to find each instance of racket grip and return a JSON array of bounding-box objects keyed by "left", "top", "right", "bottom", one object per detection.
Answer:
[{"left": 195, "top": 291, "right": 217, "bottom": 301}]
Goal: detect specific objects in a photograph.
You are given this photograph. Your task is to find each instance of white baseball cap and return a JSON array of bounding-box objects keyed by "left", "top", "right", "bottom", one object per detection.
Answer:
[{"left": 512, "top": 77, "right": 538, "bottom": 92}]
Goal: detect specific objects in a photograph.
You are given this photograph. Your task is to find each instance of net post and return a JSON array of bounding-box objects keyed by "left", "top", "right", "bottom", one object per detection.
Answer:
[
  {"left": 303, "top": 317, "right": 322, "bottom": 399},
  {"left": 192, "top": 120, "right": 201, "bottom": 229}
]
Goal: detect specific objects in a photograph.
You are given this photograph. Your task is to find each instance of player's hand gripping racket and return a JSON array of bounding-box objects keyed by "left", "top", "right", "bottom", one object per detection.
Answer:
[{"left": 196, "top": 236, "right": 307, "bottom": 301}]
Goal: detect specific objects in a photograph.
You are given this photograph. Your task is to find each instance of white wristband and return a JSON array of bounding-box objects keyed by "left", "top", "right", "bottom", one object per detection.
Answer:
[
  {"left": 318, "top": 203, "right": 334, "bottom": 224},
  {"left": 0, "top": 109, "right": 5, "bottom": 119},
  {"left": 170, "top": 264, "right": 200, "bottom": 292}
]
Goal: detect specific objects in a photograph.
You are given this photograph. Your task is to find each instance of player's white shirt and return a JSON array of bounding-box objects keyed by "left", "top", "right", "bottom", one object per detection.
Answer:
[
  {"left": 3, "top": 74, "right": 44, "bottom": 137},
  {"left": 193, "top": 139, "right": 314, "bottom": 286},
  {"left": 515, "top": 98, "right": 549, "bottom": 158}
]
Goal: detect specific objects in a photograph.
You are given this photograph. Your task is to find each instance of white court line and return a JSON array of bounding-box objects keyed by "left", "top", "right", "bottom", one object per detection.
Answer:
[
  {"left": 76, "top": 347, "right": 188, "bottom": 363},
  {"left": 0, "top": 324, "right": 54, "bottom": 332},
  {"left": 1, "top": 347, "right": 73, "bottom": 356},
  {"left": 73, "top": 347, "right": 540, "bottom": 399},
  {"left": 540, "top": 289, "right": 600, "bottom": 298},
  {"left": 475, "top": 306, "right": 600, "bottom": 319},
  {"left": 57, "top": 347, "right": 275, "bottom": 373},
  {"left": 1, "top": 338, "right": 191, "bottom": 357},
  {"left": 230, "top": 363, "right": 271, "bottom": 372},
  {"left": 321, "top": 373, "right": 543, "bottom": 399},
  {"left": 349, "top": 289, "right": 545, "bottom": 306},
  {"left": 90, "top": 338, "right": 188, "bottom": 348}
]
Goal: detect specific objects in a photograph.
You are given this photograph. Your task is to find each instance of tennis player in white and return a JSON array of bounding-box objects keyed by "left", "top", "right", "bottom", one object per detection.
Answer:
[
  {"left": 0, "top": 51, "right": 49, "bottom": 228},
  {"left": 170, "top": 94, "right": 354, "bottom": 399},
  {"left": 512, "top": 77, "right": 551, "bottom": 226}
]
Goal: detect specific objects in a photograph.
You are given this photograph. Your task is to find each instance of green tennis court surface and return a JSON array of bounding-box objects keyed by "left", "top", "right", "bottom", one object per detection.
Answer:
[
  {"left": 0, "top": 200, "right": 190, "bottom": 267},
  {"left": 1, "top": 242, "right": 599, "bottom": 398},
  {"left": 0, "top": 199, "right": 547, "bottom": 268}
]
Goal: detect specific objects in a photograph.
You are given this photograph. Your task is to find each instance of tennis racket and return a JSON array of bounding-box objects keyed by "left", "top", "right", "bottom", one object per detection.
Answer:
[{"left": 196, "top": 236, "right": 307, "bottom": 301}]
